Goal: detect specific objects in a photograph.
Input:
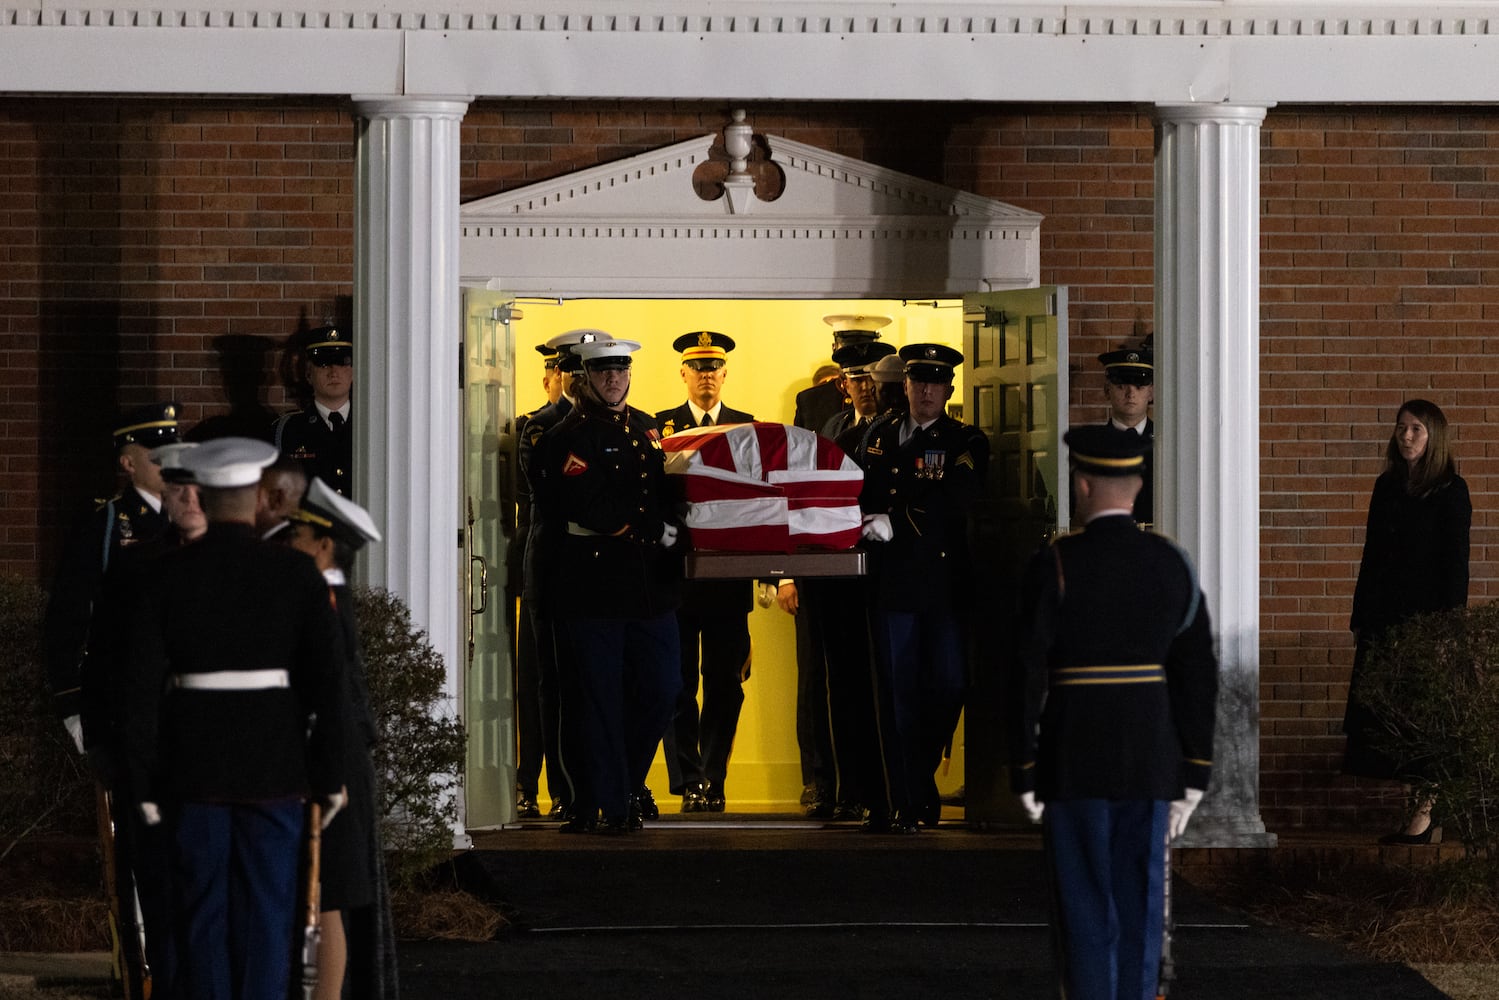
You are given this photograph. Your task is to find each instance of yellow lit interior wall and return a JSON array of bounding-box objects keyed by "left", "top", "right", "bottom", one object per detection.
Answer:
[{"left": 515, "top": 298, "right": 968, "bottom": 812}]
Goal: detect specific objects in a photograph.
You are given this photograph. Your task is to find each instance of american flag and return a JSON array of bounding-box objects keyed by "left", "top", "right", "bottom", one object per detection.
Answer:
[{"left": 660, "top": 421, "right": 864, "bottom": 552}]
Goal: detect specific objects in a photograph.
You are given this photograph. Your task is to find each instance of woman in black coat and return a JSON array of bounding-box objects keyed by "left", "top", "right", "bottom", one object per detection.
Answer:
[{"left": 1344, "top": 398, "right": 1471, "bottom": 843}]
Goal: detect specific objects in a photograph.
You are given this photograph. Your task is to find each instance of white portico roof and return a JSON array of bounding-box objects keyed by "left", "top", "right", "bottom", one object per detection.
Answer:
[{"left": 3, "top": 3, "right": 1499, "bottom": 103}]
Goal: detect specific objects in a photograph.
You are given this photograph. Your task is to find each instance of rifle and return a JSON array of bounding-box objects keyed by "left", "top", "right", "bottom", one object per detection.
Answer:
[
  {"left": 298, "top": 800, "right": 323, "bottom": 1000},
  {"left": 1156, "top": 829, "right": 1175, "bottom": 999},
  {"left": 95, "top": 785, "right": 151, "bottom": 1000}
]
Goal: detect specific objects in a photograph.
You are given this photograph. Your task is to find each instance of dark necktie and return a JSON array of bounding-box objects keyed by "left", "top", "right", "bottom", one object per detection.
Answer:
[
  {"left": 701, "top": 413, "right": 713, "bottom": 427},
  {"left": 330, "top": 411, "right": 346, "bottom": 432}
]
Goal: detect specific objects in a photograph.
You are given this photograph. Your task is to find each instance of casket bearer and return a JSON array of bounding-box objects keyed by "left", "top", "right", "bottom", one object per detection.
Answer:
[
  {"left": 857, "top": 344, "right": 990, "bottom": 832},
  {"left": 536, "top": 337, "right": 684, "bottom": 834},
  {"left": 656, "top": 331, "right": 756, "bottom": 812}
]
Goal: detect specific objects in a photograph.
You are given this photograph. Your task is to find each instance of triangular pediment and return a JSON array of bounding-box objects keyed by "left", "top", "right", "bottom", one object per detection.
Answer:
[{"left": 460, "top": 130, "right": 1042, "bottom": 297}]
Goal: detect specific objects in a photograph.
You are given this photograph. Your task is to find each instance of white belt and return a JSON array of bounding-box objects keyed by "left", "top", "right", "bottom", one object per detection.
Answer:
[{"left": 172, "top": 669, "right": 289, "bottom": 691}]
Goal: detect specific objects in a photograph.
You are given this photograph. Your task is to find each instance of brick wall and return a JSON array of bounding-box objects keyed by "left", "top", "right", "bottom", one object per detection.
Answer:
[{"left": 4, "top": 97, "right": 1494, "bottom": 829}]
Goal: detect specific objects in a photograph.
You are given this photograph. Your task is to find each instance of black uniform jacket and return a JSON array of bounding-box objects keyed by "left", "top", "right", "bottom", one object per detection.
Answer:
[
  {"left": 275, "top": 405, "right": 353, "bottom": 497},
  {"left": 858, "top": 414, "right": 990, "bottom": 613},
  {"left": 45, "top": 486, "right": 169, "bottom": 719},
  {"left": 123, "top": 522, "right": 349, "bottom": 806},
  {"left": 535, "top": 404, "right": 682, "bottom": 621},
  {"left": 1350, "top": 470, "right": 1470, "bottom": 636},
  {"left": 794, "top": 379, "right": 848, "bottom": 435},
  {"left": 654, "top": 401, "right": 756, "bottom": 616},
  {"left": 654, "top": 402, "right": 755, "bottom": 438},
  {"left": 1010, "top": 514, "right": 1218, "bottom": 801},
  {"left": 519, "top": 396, "right": 573, "bottom": 612}
]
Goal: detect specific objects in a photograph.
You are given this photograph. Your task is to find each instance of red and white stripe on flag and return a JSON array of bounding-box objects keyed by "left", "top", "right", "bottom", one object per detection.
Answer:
[{"left": 661, "top": 422, "right": 864, "bottom": 552}]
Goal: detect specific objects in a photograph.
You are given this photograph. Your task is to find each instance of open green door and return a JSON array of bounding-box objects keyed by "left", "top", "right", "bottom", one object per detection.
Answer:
[
  {"left": 462, "top": 288, "right": 519, "bottom": 829},
  {"left": 961, "top": 286, "right": 1068, "bottom": 827}
]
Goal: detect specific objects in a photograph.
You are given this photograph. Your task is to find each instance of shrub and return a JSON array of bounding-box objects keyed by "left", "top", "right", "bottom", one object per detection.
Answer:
[
  {"left": 0, "top": 576, "right": 94, "bottom": 863},
  {"left": 353, "top": 586, "right": 467, "bottom": 889},
  {"left": 1358, "top": 602, "right": 1499, "bottom": 858}
]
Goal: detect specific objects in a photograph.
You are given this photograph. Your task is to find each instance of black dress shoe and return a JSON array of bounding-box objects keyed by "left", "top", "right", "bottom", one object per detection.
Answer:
[
  {"left": 595, "top": 816, "right": 632, "bottom": 836},
  {"left": 559, "top": 815, "right": 596, "bottom": 834},
  {"left": 682, "top": 786, "right": 710, "bottom": 813},
  {"left": 636, "top": 785, "right": 660, "bottom": 820},
  {"left": 832, "top": 801, "right": 863, "bottom": 822},
  {"left": 516, "top": 795, "right": 542, "bottom": 820},
  {"left": 548, "top": 800, "right": 568, "bottom": 820},
  {"left": 803, "top": 797, "right": 834, "bottom": 819},
  {"left": 887, "top": 812, "right": 921, "bottom": 835},
  {"left": 706, "top": 783, "right": 726, "bottom": 813},
  {"left": 860, "top": 809, "right": 891, "bottom": 833}
]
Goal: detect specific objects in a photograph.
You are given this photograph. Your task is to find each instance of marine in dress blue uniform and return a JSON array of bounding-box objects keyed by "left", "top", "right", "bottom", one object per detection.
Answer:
[
  {"left": 857, "top": 344, "right": 989, "bottom": 832},
  {"left": 535, "top": 336, "right": 683, "bottom": 834},
  {"left": 655, "top": 331, "right": 755, "bottom": 812},
  {"left": 1010, "top": 426, "right": 1217, "bottom": 1000},
  {"left": 274, "top": 327, "right": 353, "bottom": 497},
  {"left": 122, "top": 437, "right": 350, "bottom": 1000},
  {"left": 513, "top": 341, "right": 570, "bottom": 819},
  {"left": 522, "top": 330, "right": 604, "bottom": 825}
]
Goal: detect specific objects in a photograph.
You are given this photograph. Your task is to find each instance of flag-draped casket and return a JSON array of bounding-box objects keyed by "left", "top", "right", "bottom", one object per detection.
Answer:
[{"left": 660, "top": 422, "right": 863, "bottom": 552}]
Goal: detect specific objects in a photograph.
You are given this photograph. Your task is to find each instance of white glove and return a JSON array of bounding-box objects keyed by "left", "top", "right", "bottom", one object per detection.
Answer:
[
  {"left": 63, "top": 714, "right": 85, "bottom": 755},
  {"left": 321, "top": 787, "right": 348, "bottom": 830},
  {"left": 756, "top": 582, "right": 777, "bottom": 608},
  {"left": 1168, "top": 788, "right": 1204, "bottom": 841},
  {"left": 1019, "top": 791, "right": 1044, "bottom": 824},
  {"left": 861, "top": 513, "right": 893, "bottom": 542},
  {"left": 659, "top": 523, "right": 679, "bottom": 547},
  {"left": 139, "top": 802, "right": 162, "bottom": 827}
]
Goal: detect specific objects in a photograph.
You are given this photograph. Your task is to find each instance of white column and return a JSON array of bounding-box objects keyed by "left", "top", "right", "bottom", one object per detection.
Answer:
[
  {"left": 1154, "top": 104, "right": 1275, "bottom": 848},
  {"left": 352, "top": 96, "right": 471, "bottom": 705}
]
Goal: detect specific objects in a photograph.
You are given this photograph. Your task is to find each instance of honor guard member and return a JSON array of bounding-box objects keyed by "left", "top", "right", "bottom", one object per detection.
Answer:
[
  {"left": 1010, "top": 425, "right": 1216, "bottom": 1000},
  {"left": 45, "top": 401, "right": 180, "bottom": 751},
  {"left": 655, "top": 332, "right": 755, "bottom": 812},
  {"left": 537, "top": 336, "right": 683, "bottom": 834},
  {"left": 794, "top": 314, "right": 892, "bottom": 437},
  {"left": 1099, "top": 342, "right": 1155, "bottom": 526},
  {"left": 80, "top": 438, "right": 202, "bottom": 1000},
  {"left": 275, "top": 327, "right": 354, "bottom": 497},
  {"left": 521, "top": 329, "right": 604, "bottom": 824},
  {"left": 285, "top": 478, "right": 398, "bottom": 1000},
  {"left": 121, "top": 437, "right": 350, "bottom": 1000},
  {"left": 857, "top": 344, "right": 989, "bottom": 832},
  {"left": 512, "top": 341, "right": 569, "bottom": 819},
  {"left": 820, "top": 339, "right": 896, "bottom": 440}
]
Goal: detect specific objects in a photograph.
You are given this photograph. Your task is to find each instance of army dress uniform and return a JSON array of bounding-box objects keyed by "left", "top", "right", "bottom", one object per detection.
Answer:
[
  {"left": 858, "top": 349, "right": 989, "bottom": 830},
  {"left": 655, "top": 335, "right": 755, "bottom": 810},
  {"left": 274, "top": 404, "right": 352, "bottom": 497},
  {"left": 1010, "top": 428, "right": 1217, "bottom": 1000},
  {"left": 45, "top": 402, "right": 180, "bottom": 727}
]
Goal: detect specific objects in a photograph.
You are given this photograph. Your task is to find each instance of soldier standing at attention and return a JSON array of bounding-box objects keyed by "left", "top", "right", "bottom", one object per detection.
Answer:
[
  {"left": 536, "top": 337, "right": 683, "bottom": 834},
  {"left": 1098, "top": 341, "right": 1155, "bottom": 526},
  {"left": 1010, "top": 425, "right": 1216, "bottom": 1000},
  {"left": 655, "top": 332, "right": 756, "bottom": 812},
  {"left": 857, "top": 344, "right": 989, "bottom": 833},
  {"left": 46, "top": 401, "right": 181, "bottom": 752},
  {"left": 122, "top": 437, "right": 350, "bottom": 1000},
  {"left": 275, "top": 327, "right": 354, "bottom": 497}
]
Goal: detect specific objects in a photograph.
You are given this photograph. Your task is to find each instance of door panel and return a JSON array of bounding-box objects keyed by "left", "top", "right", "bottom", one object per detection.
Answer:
[
  {"left": 462, "top": 288, "right": 518, "bottom": 830},
  {"left": 961, "top": 287, "right": 1068, "bottom": 827}
]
